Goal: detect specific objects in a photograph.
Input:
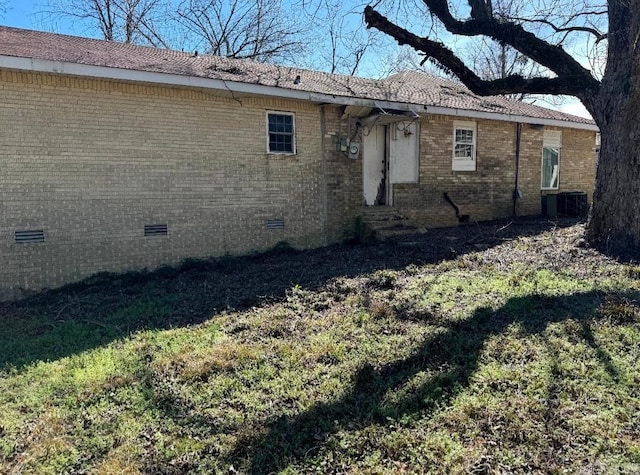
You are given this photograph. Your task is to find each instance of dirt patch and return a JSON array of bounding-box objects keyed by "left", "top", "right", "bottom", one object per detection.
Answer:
[{"left": 0, "top": 217, "right": 617, "bottom": 341}]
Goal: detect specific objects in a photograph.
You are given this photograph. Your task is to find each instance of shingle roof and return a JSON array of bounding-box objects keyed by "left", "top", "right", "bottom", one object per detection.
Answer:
[
  {"left": 0, "top": 25, "right": 594, "bottom": 127},
  {"left": 379, "top": 71, "right": 593, "bottom": 124}
]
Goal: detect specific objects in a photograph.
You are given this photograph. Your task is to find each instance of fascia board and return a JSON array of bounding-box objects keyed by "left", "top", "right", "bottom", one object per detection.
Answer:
[
  {"left": 422, "top": 105, "right": 599, "bottom": 132},
  {"left": 0, "top": 54, "right": 598, "bottom": 132},
  {"left": 0, "top": 55, "right": 315, "bottom": 101}
]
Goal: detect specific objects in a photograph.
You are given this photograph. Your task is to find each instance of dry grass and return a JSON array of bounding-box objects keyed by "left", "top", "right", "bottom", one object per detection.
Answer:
[{"left": 0, "top": 218, "right": 639, "bottom": 473}]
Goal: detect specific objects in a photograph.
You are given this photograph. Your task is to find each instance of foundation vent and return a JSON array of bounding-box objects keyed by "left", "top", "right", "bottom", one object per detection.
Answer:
[
  {"left": 15, "top": 230, "right": 45, "bottom": 243},
  {"left": 144, "top": 224, "right": 168, "bottom": 237},
  {"left": 267, "top": 219, "right": 285, "bottom": 230}
]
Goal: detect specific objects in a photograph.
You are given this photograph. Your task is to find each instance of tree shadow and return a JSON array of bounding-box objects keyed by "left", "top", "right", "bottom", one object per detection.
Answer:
[
  {"left": 0, "top": 217, "right": 579, "bottom": 370},
  {"left": 231, "top": 289, "right": 633, "bottom": 473}
]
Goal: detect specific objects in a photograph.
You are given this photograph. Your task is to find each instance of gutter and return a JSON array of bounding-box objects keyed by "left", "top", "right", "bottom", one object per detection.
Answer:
[
  {"left": 0, "top": 54, "right": 599, "bottom": 132},
  {"left": 421, "top": 105, "right": 598, "bottom": 132}
]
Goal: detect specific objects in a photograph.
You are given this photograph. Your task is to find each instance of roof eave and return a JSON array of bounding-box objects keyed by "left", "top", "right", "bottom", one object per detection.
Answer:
[
  {"left": 0, "top": 54, "right": 599, "bottom": 132},
  {"left": 422, "top": 105, "right": 599, "bottom": 131}
]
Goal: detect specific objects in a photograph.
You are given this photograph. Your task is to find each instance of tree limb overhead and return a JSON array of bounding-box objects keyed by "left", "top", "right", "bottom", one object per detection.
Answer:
[{"left": 364, "top": 3, "right": 601, "bottom": 99}]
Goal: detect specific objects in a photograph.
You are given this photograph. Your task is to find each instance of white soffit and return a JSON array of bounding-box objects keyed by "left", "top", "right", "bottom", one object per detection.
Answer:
[{"left": 343, "top": 105, "right": 373, "bottom": 118}]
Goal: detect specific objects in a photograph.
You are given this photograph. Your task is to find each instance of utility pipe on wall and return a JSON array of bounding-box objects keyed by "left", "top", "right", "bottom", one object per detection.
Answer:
[{"left": 513, "top": 122, "right": 522, "bottom": 216}]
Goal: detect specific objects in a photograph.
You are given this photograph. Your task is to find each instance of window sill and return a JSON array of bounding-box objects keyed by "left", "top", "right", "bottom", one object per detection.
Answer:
[
  {"left": 452, "top": 159, "right": 476, "bottom": 172},
  {"left": 452, "top": 168, "right": 476, "bottom": 173},
  {"left": 266, "top": 152, "right": 298, "bottom": 160}
]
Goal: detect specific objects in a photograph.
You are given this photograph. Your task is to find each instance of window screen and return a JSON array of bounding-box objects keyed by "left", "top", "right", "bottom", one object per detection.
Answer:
[
  {"left": 452, "top": 121, "right": 477, "bottom": 171},
  {"left": 268, "top": 113, "right": 295, "bottom": 153},
  {"left": 454, "top": 129, "right": 474, "bottom": 159},
  {"left": 542, "top": 147, "right": 560, "bottom": 189}
]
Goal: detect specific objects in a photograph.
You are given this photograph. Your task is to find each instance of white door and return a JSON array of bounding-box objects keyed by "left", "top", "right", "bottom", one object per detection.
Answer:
[
  {"left": 390, "top": 121, "right": 419, "bottom": 184},
  {"left": 363, "top": 125, "right": 387, "bottom": 206}
]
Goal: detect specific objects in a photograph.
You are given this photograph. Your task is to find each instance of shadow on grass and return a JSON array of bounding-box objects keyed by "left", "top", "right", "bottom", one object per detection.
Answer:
[
  {"left": 232, "top": 290, "right": 633, "bottom": 473},
  {"left": 0, "top": 218, "right": 577, "bottom": 370}
]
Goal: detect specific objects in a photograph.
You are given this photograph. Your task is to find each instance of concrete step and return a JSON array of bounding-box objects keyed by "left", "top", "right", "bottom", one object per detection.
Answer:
[
  {"left": 360, "top": 207, "right": 422, "bottom": 240},
  {"left": 361, "top": 206, "right": 405, "bottom": 221}
]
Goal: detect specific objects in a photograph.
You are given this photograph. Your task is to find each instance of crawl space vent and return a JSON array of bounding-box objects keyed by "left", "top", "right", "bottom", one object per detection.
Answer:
[
  {"left": 15, "top": 230, "right": 45, "bottom": 243},
  {"left": 267, "top": 219, "right": 285, "bottom": 230},
  {"left": 144, "top": 224, "right": 168, "bottom": 236}
]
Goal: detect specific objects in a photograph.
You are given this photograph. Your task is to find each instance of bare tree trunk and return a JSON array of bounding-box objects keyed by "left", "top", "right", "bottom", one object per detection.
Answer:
[
  {"left": 587, "top": 86, "right": 640, "bottom": 253},
  {"left": 585, "top": 0, "right": 640, "bottom": 254}
]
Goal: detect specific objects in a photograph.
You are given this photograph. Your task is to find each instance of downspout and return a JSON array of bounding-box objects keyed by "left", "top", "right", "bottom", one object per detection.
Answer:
[
  {"left": 513, "top": 122, "right": 522, "bottom": 216},
  {"left": 320, "top": 105, "right": 328, "bottom": 246},
  {"left": 443, "top": 192, "right": 470, "bottom": 223}
]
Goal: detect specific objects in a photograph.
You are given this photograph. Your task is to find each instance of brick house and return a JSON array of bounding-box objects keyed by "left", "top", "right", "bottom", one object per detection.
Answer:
[{"left": 0, "top": 26, "right": 598, "bottom": 299}]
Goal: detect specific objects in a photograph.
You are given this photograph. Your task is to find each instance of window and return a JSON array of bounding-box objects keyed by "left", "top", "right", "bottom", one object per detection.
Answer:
[
  {"left": 541, "top": 148, "right": 560, "bottom": 189},
  {"left": 452, "top": 121, "right": 476, "bottom": 171},
  {"left": 542, "top": 130, "right": 561, "bottom": 190},
  {"left": 267, "top": 112, "right": 295, "bottom": 154}
]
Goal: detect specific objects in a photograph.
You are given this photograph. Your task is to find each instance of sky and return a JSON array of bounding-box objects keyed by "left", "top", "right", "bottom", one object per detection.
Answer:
[
  {"left": 0, "top": 0, "right": 593, "bottom": 119},
  {"left": 3, "top": 0, "right": 46, "bottom": 30}
]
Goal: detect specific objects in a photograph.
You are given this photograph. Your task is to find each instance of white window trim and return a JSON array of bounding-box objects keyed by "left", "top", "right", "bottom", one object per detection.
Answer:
[
  {"left": 541, "top": 129, "right": 561, "bottom": 190},
  {"left": 266, "top": 111, "right": 296, "bottom": 155},
  {"left": 452, "top": 120, "right": 477, "bottom": 171},
  {"left": 541, "top": 147, "right": 560, "bottom": 190}
]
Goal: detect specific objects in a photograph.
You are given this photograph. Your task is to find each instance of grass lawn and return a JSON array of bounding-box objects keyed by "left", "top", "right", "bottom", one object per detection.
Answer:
[{"left": 0, "top": 219, "right": 639, "bottom": 474}]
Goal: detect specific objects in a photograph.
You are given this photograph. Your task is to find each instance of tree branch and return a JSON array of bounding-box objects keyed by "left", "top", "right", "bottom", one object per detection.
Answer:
[
  {"left": 515, "top": 16, "right": 607, "bottom": 43},
  {"left": 364, "top": 4, "right": 600, "bottom": 99},
  {"left": 467, "top": 0, "right": 492, "bottom": 20}
]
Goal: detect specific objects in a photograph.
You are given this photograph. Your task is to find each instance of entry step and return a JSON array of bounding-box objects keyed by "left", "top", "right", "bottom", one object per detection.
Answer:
[{"left": 360, "top": 207, "right": 421, "bottom": 240}]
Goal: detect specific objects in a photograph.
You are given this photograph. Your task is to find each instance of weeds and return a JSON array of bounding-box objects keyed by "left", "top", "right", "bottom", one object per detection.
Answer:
[
  {"left": 597, "top": 294, "right": 640, "bottom": 324},
  {"left": 367, "top": 269, "right": 397, "bottom": 290},
  {"left": 1, "top": 219, "right": 639, "bottom": 473}
]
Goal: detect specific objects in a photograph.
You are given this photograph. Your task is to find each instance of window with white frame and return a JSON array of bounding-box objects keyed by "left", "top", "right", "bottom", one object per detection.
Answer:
[
  {"left": 541, "top": 130, "right": 561, "bottom": 189},
  {"left": 267, "top": 112, "right": 295, "bottom": 154},
  {"left": 452, "top": 121, "right": 477, "bottom": 171}
]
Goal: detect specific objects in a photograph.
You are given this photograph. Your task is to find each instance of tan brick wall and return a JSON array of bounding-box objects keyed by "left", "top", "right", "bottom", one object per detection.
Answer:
[
  {"left": 322, "top": 107, "right": 362, "bottom": 242},
  {"left": 0, "top": 69, "right": 597, "bottom": 298},
  {"left": 554, "top": 128, "right": 597, "bottom": 197},
  {"left": 392, "top": 115, "right": 596, "bottom": 227},
  {"left": 0, "top": 70, "right": 331, "bottom": 298}
]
